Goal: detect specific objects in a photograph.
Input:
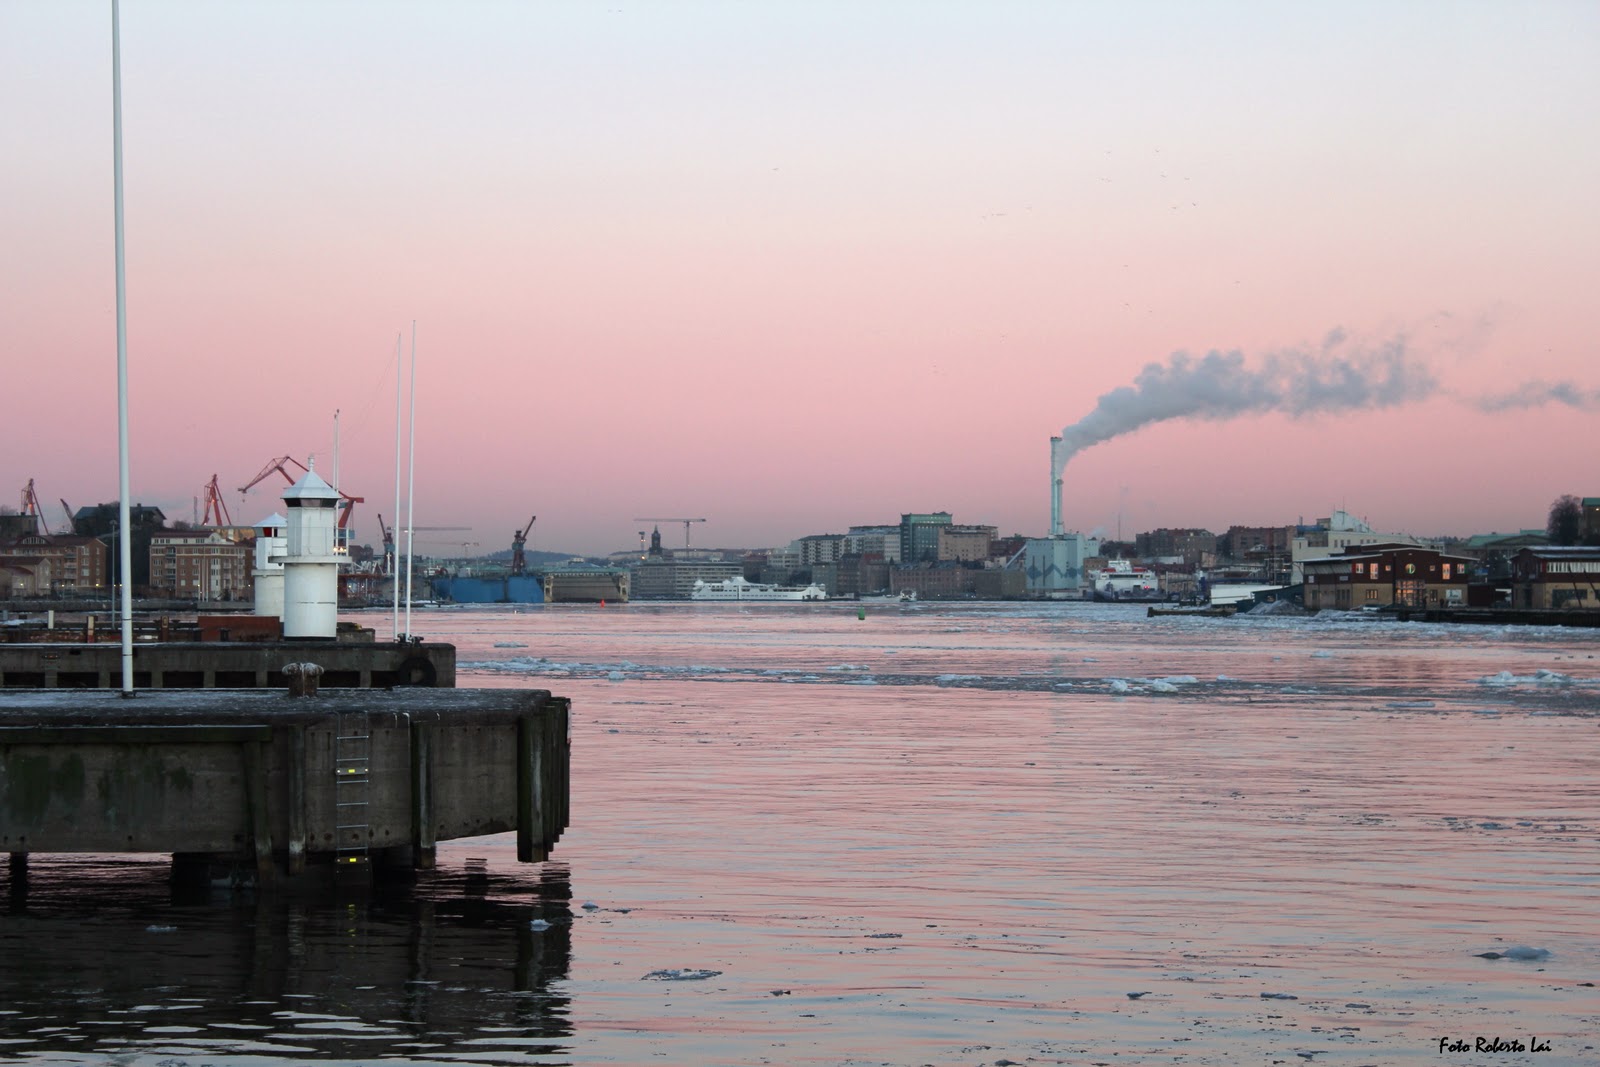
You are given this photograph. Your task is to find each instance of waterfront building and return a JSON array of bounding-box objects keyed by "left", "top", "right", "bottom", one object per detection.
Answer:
[
  {"left": 0, "top": 532, "right": 109, "bottom": 594},
  {"left": 149, "top": 529, "right": 254, "bottom": 601},
  {"left": 1134, "top": 527, "right": 1217, "bottom": 567},
  {"left": 1301, "top": 544, "right": 1472, "bottom": 610},
  {"left": 0, "top": 557, "right": 51, "bottom": 598},
  {"left": 1510, "top": 546, "right": 1600, "bottom": 610},
  {"left": 794, "top": 534, "right": 846, "bottom": 566},
  {"left": 900, "top": 512, "right": 953, "bottom": 563},
  {"left": 937, "top": 524, "right": 998, "bottom": 563},
  {"left": 1291, "top": 510, "right": 1432, "bottom": 583},
  {"left": 845, "top": 525, "right": 901, "bottom": 563},
  {"left": 1022, "top": 534, "right": 1099, "bottom": 597}
]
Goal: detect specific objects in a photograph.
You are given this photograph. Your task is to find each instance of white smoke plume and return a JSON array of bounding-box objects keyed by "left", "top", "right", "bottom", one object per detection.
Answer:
[
  {"left": 1054, "top": 330, "right": 1436, "bottom": 477},
  {"left": 1473, "top": 380, "right": 1600, "bottom": 413}
]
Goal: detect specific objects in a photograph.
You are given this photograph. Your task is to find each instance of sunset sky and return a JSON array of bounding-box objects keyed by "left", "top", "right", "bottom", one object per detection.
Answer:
[{"left": 4, "top": 1, "right": 1597, "bottom": 556}]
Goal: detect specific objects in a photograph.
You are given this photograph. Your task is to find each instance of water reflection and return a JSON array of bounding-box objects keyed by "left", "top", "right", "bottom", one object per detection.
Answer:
[{"left": 0, "top": 855, "right": 573, "bottom": 1063}]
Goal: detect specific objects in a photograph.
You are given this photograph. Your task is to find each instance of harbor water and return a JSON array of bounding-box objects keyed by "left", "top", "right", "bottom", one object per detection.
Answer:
[{"left": 2, "top": 602, "right": 1596, "bottom": 1065}]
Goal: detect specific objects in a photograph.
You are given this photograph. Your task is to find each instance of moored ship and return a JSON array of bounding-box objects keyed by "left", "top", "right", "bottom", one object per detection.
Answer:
[
  {"left": 1091, "top": 558, "right": 1163, "bottom": 602},
  {"left": 690, "top": 576, "right": 826, "bottom": 601}
]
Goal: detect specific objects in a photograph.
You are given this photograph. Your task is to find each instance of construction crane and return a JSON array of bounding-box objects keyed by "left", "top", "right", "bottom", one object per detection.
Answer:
[
  {"left": 20, "top": 479, "right": 48, "bottom": 535},
  {"left": 238, "top": 455, "right": 364, "bottom": 542},
  {"left": 511, "top": 514, "right": 537, "bottom": 576},
  {"left": 633, "top": 517, "right": 707, "bottom": 550},
  {"left": 376, "top": 514, "right": 470, "bottom": 571},
  {"left": 60, "top": 499, "right": 76, "bottom": 536},
  {"left": 200, "top": 474, "right": 233, "bottom": 528}
]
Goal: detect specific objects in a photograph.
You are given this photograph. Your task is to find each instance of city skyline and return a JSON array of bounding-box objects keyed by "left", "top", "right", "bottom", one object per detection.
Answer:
[{"left": 5, "top": 2, "right": 1597, "bottom": 555}]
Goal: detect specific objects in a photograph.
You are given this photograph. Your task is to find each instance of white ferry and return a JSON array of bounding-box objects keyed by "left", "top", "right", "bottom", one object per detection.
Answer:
[
  {"left": 691, "top": 577, "right": 826, "bottom": 601},
  {"left": 1091, "top": 559, "right": 1163, "bottom": 602}
]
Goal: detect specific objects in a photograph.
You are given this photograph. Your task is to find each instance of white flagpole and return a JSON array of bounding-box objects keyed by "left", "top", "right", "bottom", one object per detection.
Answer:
[
  {"left": 403, "top": 321, "right": 417, "bottom": 639},
  {"left": 392, "top": 333, "right": 402, "bottom": 641},
  {"left": 112, "top": 0, "right": 134, "bottom": 696}
]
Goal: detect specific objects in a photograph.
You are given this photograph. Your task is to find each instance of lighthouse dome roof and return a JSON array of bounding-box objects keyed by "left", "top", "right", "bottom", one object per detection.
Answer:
[{"left": 282, "top": 464, "right": 339, "bottom": 501}]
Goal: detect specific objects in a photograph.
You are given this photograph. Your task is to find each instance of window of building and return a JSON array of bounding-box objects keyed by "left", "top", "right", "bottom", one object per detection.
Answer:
[
  {"left": 1365, "top": 589, "right": 1380, "bottom": 601},
  {"left": 1368, "top": 563, "right": 1379, "bottom": 579}
]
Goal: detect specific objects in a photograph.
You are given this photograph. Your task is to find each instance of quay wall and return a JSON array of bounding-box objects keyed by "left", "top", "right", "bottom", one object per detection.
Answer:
[
  {"left": 0, "top": 640, "right": 455, "bottom": 689},
  {"left": 0, "top": 688, "right": 568, "bottom": 878}
]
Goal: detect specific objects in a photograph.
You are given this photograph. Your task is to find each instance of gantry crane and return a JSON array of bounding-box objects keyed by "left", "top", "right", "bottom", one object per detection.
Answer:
[
  {"left": 511, "top": 514, "right": 537, "bottom": 576},
  {"left": 633, "top": 517, "right": 707, "bottom": 550},
  {"left": 238, "top": 455, "right": 364, "bottom": 543},
  {"left": 200, "top": 474, "right": 233, "bottom": 528}
]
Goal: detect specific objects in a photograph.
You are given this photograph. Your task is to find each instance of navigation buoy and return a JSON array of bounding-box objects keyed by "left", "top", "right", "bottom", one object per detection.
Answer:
[{"left": 858, "top": 606, "right": 866, "bottom": 620}]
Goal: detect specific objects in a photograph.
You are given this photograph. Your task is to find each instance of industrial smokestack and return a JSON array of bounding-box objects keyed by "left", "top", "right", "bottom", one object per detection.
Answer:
[{"left": 1050, "top": 436, "right": 1063, "bottom": 538}]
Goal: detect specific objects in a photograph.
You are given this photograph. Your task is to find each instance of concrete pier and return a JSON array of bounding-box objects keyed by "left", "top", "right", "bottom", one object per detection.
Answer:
[
  {"left": 0, "top": 640, "right": 455, "bottom": 689},
  {"left": 0, "top": 688, "right": 568, "bottom": 884}
]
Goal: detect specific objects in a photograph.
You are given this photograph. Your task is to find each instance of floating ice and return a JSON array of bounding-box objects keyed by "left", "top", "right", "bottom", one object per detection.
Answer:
[
  {"left": 529, "top": 919, "right": 551, "bottom": 931},
  {"left": 1478, "top": 669, "right": 1572, "bottom": 687},
  {"left": 935, "top": 674, "right": 984, "bottom": 686},
  {"left": 493, "top": 642, "right": 528, "bottom": 649},
  {"left": 643, "top": 968, "right": 722, "bottom": 981},
  {"left": 1109, "top": 679, "right": 1132, "bottom": 694},
  {"left": 864, "top": 932, "right": 902, "bottom": 939},
  {"left": 581, "top": 901, "right": 600, "bottom": 911},
  {"left": 1311, "top": 651, "right": 1335, "bottom": 659},
  {"left": 606, "top": 671, "right": 626, "bottom": 682},
  {"left": 1477, "top": 945, "right": 1550, "bottom": 960},
  {"left": 1259, "top": 992, "right": 1299, "bottom": 1000},
  {"left": 1384, "top": 701, "right": 1436, "bottom": 709},
  {"left": 145, "top": 925, "right": 177, "bottom": 934}
]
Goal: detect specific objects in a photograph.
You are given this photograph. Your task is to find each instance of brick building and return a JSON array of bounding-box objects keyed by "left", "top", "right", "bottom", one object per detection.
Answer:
[
  {"left": 1510, "top": 546, "right": 1600, "bottom": 610},
  {"left": 937, "top": 524, "right": 998, "bottom": 563},
  {"left": 0, "top": 533, "right": 108, "bottom": 593},
  {"left": 1302, "top": 545, "right": 1472, "bottom": 610},
  {"left": 148, "top": 530, "right": 254, "bottom": 601}
]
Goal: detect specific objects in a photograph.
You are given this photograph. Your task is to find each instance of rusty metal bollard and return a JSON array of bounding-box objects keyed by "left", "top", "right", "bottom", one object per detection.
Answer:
[{"left": 282, "top": 662, "right": 324, "bottom": 697}]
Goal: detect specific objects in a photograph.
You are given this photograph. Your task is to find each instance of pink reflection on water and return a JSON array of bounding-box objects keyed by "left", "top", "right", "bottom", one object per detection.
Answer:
[{"left": 428, "top": 603, "right": 1599, "bottom": 1065}]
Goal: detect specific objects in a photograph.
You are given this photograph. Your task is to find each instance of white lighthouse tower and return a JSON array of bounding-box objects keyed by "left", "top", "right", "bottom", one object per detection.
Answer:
[
  {"left": 251, "top": 511, "right": 288, "bottom": 618},
  {"left": 280, "top": 462, "right": 343, "bottom": 639}
]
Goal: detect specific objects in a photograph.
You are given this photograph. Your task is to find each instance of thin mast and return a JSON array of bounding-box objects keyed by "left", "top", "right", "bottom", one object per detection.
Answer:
[
  {"left": 112, "top": 0, "right": 134, "bottom": 696},
  {"left": 403, "top": 321, "right": 417, "bottom": 639},
  {"left": 392, "top": 333, "right": 402, "bottom": 641}
]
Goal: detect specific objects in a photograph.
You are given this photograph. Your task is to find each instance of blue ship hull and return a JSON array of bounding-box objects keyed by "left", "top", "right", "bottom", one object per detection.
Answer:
[{"left": 430, "top": 575, "right": 545, "bottom": 604}]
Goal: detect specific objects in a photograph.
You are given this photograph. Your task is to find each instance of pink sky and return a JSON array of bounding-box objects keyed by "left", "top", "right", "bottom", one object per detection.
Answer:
[{"left": 4, "top": 2, "right": 1597, "bottom": 556}]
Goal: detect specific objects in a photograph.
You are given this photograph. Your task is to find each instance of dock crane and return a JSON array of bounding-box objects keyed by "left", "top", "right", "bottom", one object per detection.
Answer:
[
  {"left": 633, "top": 517, "right": 707, "bottom": 550},
  {"left": 376, "top": 513, "right": 471, "bottom": 571},
  {"left": 20, "top": 479, "right": 49, "bottom": 535},
  {"left": 511, "top": 514, "right": 537, "bottom": 576},
  {"left": 200, "top": 474, "right": 233, "bottom": 528},
  {"left": 238, "top": 455, "right": 364, "bottom": 544},
  {"left": 60, "top": 499, "right": 76, "bottom": 536}
]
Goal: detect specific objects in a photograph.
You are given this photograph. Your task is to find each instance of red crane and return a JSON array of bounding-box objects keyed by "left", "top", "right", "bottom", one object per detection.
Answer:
[
  {"left": 19, "top": 479, "right": 63, "bottom": 536},
  {"left": 511, "top": 514, "right": 537, "bottom": 576},
  {"left": 238, "top": 455, "right": 364, "bottom": 539},
  {"left": 200, "top": 474, "right": 233, "bottom": 528}
]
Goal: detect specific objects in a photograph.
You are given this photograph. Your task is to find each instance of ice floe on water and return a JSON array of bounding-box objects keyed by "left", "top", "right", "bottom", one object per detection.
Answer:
[
  {"left": 1476, "top": 945, "right": 1550, "bottom": 961},
  {"left": 1477, "top": 669, "right": 1577, "bottom": 687},
  {"left": 492, "top": 641, "right": 528, "bottom": 648},
  {"left": 642, "top": 968, "right": 722, "bottom": 981}
]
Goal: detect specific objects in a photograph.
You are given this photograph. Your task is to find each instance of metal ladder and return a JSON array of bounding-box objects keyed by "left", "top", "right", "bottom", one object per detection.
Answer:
[{"left": 333, "top": 712, "right": 371, "bottom": 875}]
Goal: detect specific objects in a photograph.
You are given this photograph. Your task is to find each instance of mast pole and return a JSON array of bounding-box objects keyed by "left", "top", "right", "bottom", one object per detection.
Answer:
[
  {"left": 404, "top": 321, "right": 417, "bottom": 640},
  {"left": 112, "top": 0, "right": 134, "bottom": 696},
  {"left": 393, "top": 334, "right": 402, "bottom": 641}
]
